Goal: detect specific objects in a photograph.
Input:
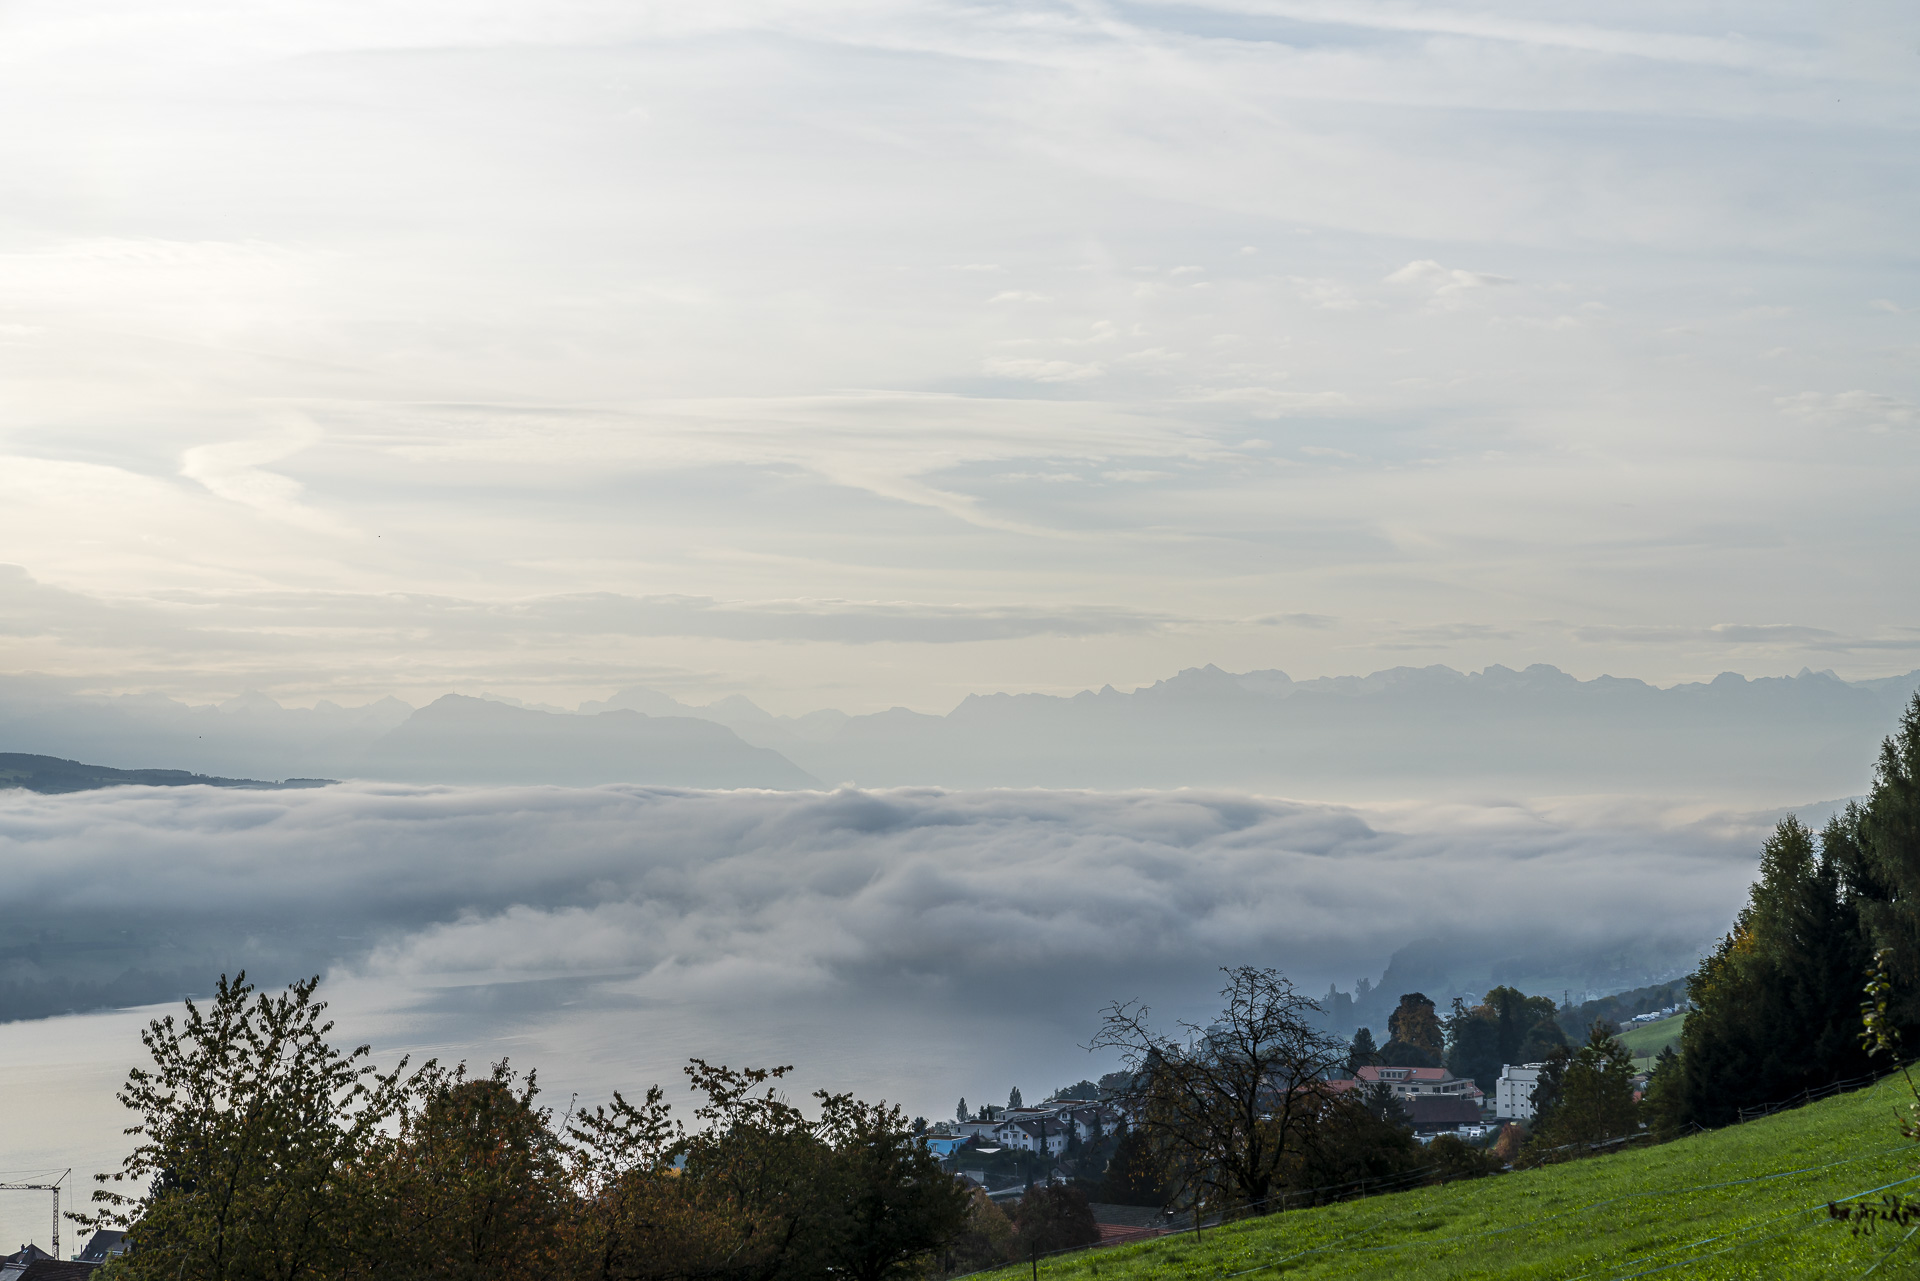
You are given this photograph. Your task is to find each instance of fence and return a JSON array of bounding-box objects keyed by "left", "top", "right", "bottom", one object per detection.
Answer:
[
  {"left": 945, "top": 1162, "right": 1480, "bottom": 1279},
  {"left": 1735, "top": 1067, "right": 1899, "bottom": 1123},
  {"left": 950, "top": 1063, "right": 1920, "bottom": 1278}
]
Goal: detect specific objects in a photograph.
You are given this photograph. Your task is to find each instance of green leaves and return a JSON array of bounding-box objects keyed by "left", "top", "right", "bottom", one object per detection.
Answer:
[
  {"left": 84, "top": 972, "right": 417, "bottom": 1281},
  {"left": 84, "top": 977, "right": 965, "bottom": 1281}
]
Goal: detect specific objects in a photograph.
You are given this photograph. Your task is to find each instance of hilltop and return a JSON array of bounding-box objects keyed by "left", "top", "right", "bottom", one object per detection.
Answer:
[
  {"left": 0, "top": 752, "right": 329, "bottom": 794},
  {"left": 996, "top": 1074, "right": 1920, "bottom": 1280}
]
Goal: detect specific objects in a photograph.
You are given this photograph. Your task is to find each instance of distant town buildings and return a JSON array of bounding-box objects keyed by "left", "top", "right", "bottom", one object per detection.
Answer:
[
  {"left": 1328, "top": 1065, "right": 1486, "bottom": 1106},
  {"left": 1496, "top": 1063, "right": 1545, "bottom": 1120}
]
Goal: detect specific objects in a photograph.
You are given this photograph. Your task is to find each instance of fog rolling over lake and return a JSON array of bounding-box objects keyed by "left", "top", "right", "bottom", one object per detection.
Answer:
[{"left": 0, "top": 779, "right": 1770, "bottom": 1223}]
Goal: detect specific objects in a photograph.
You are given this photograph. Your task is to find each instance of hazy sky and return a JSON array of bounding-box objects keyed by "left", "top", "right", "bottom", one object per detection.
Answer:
[{"left": 2, "top": 1, "right": 1916, "bottom": 711}]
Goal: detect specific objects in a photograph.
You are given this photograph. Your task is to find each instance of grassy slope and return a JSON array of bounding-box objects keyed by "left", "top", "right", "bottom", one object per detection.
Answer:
[
  {"left": 1619, "top": 1013, "right": 1686, "bottom": 1068},
  {"left": 1016, "top": 1075, "right": 1920, "bottom": 1280}
]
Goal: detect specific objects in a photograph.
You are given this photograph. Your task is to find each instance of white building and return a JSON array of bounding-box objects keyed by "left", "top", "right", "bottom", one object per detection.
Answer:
[
  {"left": 1495, "top": 1063, "right": 1546, "bottom": 1120},
  {"left": 997, "top": 1116, "right": 1069, "bottom": 1156}
]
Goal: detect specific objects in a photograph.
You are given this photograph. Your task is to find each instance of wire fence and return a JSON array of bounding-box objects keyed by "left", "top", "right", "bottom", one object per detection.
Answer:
[
  {"left": 946, "top": 1061, "right": 1920, "bottom": 1278},
  {"left": 1735, "top": 1068, "right": 1897, "bottom": 1123},
  {"left": 944, "top": 1161, "right": 1489, "bottom": 1278}
]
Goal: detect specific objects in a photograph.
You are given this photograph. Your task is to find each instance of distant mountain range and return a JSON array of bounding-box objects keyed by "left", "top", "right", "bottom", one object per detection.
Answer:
[
  {"left": 0, "top": 663, "right": 1915, "bottom": 798},
  {"left": 599, "top": 663, "right": 1920, "bottom": 801},
  {"left": 359, "top": 695, "right": 818, "bottom": 789}
]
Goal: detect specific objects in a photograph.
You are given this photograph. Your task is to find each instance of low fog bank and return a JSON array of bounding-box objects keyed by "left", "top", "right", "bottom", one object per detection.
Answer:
[
  {"left": 0, "top": 780, "right": 1786, "bottom": 1243},
  {"left": 0, "top": 781, "right": 1773, "bottom": 1036}
]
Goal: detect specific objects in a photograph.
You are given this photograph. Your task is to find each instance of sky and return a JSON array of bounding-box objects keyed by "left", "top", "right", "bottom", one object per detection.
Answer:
[
  {"left": 1, "top": 1, "right": 1916, "bottom": 713},
  {"left": 6, "top": 3, "right": 1916, "bottom": 1247}
]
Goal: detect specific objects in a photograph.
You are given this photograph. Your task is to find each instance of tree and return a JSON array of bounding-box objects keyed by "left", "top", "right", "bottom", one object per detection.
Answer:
[
  {"left": 1445, "top": 988, "right": 1563, "bottom": 1093},
  {"left": 1347, "top": 1028, "right": 1378, "bottom": 1073},
  {"left": 1092, "top": 966, "right": 1348, "bottom": 1216},
  {"left": 941, "top": 1190, "right": 1014, "bottom": 1274},
  {"left": 1443, "top": 999, "right": 1500, "bottom": 1092},
  {"left": 1525, "top": 1024, "right": 1637, "bottom": 1161},
  {"left": 1356, "top": 1080, "right": 1408, "bottom": 1129},
  {"left": 1678, "top": 815, "right": 1875, "bottom": 1126},
  {"left": 1007, "top": 1087, "right": 1023, "bottom": 1110},
  {"left": 1380, "top": 994, "right": 1442, "bottom": 1068},
  {"left": 1638, "top": 1046, "right": 1685, "bottom": 1140},
  {"left": 955, "top": 1098, "right": 968, "bottom": 1124},
  {"left": 1526, "top": 1044, "right": 1571, "bottom": 1131},
  {"left": 1098, "top": 1129, "right": 1166, "bottom": 1207},
  {"left": 1008, "top": 1185, "right": 1099, "bottom": 1257},
  {"left": 563, "top": 1084, "right": 699, "bottom": 1281},
  {"left": 82, "top": 973, "right": 414, "bottom": 1281},
  {"left": 1485, "top": 987, "right": 1564, "bottom": 1065},
  {"left": 1850, "top": 694, "right": 1920, "bottom": 1039},
  {"left": 83, "top": 975, "right": 970, "bottom": 1281},
  {"left": 358, "top": 1061, "right": 568, "bottom": 1281},
  {"left": 1425, "top": 1134, "right": 1501, "bottom": 1181},
  {"left": 1287, "top": 1094, "right": 1420, "bottom": 1198},
  {"left": 812, "top": 1093, "right": 971, "bottom": 1281}
]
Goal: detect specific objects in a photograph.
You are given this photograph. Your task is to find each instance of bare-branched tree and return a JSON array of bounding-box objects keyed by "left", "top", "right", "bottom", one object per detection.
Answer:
[{"left": 1090, "top": 966, "right": 1348, "bottom": 1218}]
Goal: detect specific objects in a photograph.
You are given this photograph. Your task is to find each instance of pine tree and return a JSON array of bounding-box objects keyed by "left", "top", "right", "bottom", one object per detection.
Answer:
[
  {"left": 1677, "top": 815, "right": 1874, "bottom": 1126},
  {"left": 1007, "top": 1086, "right": 1023, "bottom": 1110},
  {"left": 1359, "top": 1079, "right": 1409, "bottom": 1128},
  {"left": 1640, "top": 1045, "right": 1685, "bottom": 1138},
  {"left": 956, "top": 1097, "right": 968, "bottom": 1123},
  {"left": 1527, "top": 1022, "right": 1637, "bottom": 1156},
  {"left": 1348, "top": 1027, "right": 1378, "bottom": 1072},
  {"left": 1854, "top": 693, "right": 1920, "bottom": 1037}
]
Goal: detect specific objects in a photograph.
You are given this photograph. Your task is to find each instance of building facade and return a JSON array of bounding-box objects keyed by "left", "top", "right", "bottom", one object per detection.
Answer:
[{"left": 1495, "top": 1063, "right": 1545, "bottom": 1119}]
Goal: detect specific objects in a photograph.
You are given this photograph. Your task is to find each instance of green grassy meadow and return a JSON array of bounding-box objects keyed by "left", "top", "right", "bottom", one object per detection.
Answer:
[
  {"left": 1015, "top": 1074, "right": 1920, "bottom": 1280},
  {"left": 1619, "top": 1013, "right": 1686, "bottom": 1069}
]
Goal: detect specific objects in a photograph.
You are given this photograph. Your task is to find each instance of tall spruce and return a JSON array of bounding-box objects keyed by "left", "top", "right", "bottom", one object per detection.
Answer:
[
  {"left": 1677, "top": 814, "right": 1874, "bottom": 1126},
  {"left": 1855, "top": 693, "right": 1920, "bottom": 1037},
  {"left": 1524, "top": 1023, "right": 1637, "bottom": 1160}
]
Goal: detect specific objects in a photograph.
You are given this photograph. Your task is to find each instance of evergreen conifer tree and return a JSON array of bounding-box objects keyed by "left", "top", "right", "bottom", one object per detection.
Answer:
[
  {"left": 1854, "top": 693, "right": 1920, "bottom": 1037},
  {"left": 1527, "top": 1022, "right": 1637, "bottom": 1156},
  {"left": 1347, "top": 1027, "right": 1378, "bottom": 1072},
  {"left": 1677, "top": 815, "right": 1874, "bottom": 1126}
]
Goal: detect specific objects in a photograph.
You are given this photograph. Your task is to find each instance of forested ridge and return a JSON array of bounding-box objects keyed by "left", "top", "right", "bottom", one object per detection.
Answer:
[{"left": 1639, "top": 691, "right": 1920, "bottom": 1132}]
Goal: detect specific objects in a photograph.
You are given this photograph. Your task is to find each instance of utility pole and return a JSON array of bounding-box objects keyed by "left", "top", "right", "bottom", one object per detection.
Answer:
[{"left": 0, "top": 1171, "right": 69, "bottom": 1260}]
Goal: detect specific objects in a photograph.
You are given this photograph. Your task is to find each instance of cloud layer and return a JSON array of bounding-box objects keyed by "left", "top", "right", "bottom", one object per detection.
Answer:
[
  {"left": 0, "top": 778, "right": 1785, "bottom": 1245},
  {"left": 1, "top": 780, "right": 1768, "bottom": 1076},
  {"left": 0, "top": 1, "right": 1915, "bottom": 710}
]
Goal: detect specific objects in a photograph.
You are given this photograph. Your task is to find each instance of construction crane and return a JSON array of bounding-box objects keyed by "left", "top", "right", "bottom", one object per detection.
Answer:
[{"left": 0, "top": 1170, "right": 70, "bottom": 1261}]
